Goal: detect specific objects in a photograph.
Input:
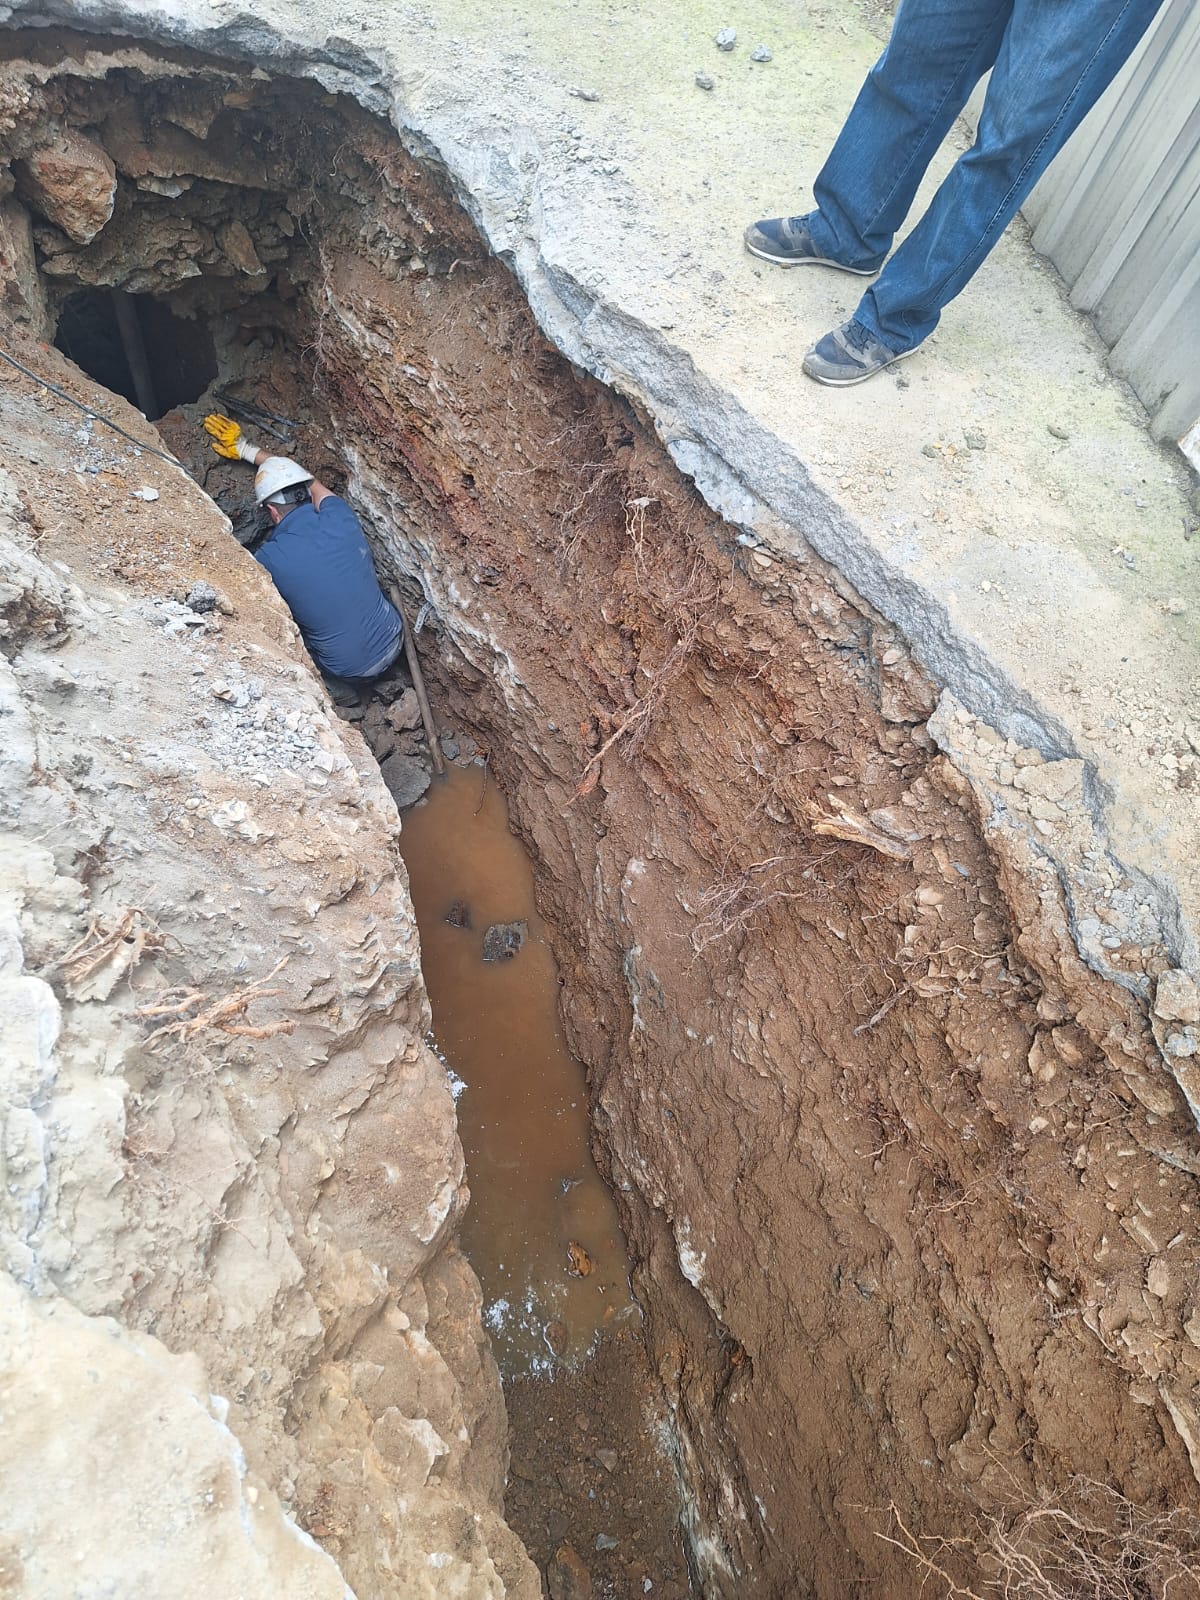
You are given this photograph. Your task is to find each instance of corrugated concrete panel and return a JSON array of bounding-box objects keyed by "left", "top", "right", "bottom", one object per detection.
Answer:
[{"left": 971, "top": 0, "right": 1200, "bottom": 450}]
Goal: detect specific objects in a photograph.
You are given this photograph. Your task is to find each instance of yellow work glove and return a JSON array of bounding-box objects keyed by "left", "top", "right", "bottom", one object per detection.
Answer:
[{"left": 203, "top": 413, "right": 257, "bottom": 462}]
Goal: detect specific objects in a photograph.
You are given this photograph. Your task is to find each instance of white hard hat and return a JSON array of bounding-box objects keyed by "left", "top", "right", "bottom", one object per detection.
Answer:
[{"left": 254, "top": 456, "right": 313, "bottom": 506}]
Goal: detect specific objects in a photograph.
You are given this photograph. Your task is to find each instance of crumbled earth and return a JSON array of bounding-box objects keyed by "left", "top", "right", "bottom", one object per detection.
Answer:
[{"left": 504, "top": 1330, "right": 694, "bottom": 1600}]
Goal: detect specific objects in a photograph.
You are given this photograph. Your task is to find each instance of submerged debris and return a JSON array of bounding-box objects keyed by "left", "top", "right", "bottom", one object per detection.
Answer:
[
  {"left": 445, "top": 899, "right": 472, "bottom": 930},
  {"left": 482, "top": 920, "right": 526, "bottom": 961},
  {"left": 566, "top": 1240, "right": 594, "bottom": 1278}
]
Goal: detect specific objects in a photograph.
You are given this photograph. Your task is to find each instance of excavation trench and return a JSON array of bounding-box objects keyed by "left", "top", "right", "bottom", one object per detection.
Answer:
[{"left": 5, "top": 29, "right": 1200, "bottom": 1600}]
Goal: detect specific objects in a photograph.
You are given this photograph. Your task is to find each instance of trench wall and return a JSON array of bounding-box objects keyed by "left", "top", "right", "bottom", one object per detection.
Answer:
[{"left": 308, "top": 131, "right": 1200, "bottom": 1595}]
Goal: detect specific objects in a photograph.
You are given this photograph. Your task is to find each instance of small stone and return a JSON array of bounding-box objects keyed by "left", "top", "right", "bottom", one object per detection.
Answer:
[
  {"left": 595, "top": 1448, "right": 618, "bottom": 1473},
  {"left": 211, "top": 679, "right": 234, "bottom": 701},
  {"left": 1155, "top": 970, "right": 1200, "bottom": 1025},
  {"left": 1047, "top": 422, "right": 1070, "bottom": 441},
  {"left": 132, "top": 487, "right": 159, "bottom": 501},
  {"left": 1165, "top": 597, "right": 1187, "bottom": 616},
  {"left": 694, "top": 71, "right": 715, "bottom": 90},
  {"left": 964, "top": 430, "right": 987, "bottom": 450},
  {"left": 218, "top": 218, "right": 263, "bottom": 276},
  {"left": 385, "top": 689, "right": 422, "bottom": 732},
  {"left": 568, "top": 85, "right": 600, "bottom": 102},
  {"left": 186, "top": 580, "right": 218, "bottom": 613},
  {"left": 566, "top": 1240, "right": 593, "bottom": 1277},
  {"left": 440, "top": 736, "right": 460, "bottom": 760},
  {"left": 750, "top": 43, "right": 773, "bottom": 62},
  {"left": 594, "top": 1534, "right": 618, "bottom": 1553},
  {"left": 714, "top": 26, "right": 736, "bottom": 49},
  {"left": 482, "top": 921, "right": 526, "bottom": 962},
  {"left": 548, "top": 1544, "right": 593, "bottom": 1600},
  {"left": 1147, "top": 1258, "right": 1171, "bottom": 1298}
]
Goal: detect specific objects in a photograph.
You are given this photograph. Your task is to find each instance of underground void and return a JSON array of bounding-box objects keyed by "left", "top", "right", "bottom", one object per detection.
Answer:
[{"left": 53, "top": 289, "right": 218, "bottom": 420}]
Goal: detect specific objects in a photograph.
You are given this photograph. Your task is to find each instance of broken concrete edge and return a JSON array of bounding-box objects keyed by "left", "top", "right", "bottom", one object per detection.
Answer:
[{"left": 4, "top": 3, "right": 1195, "bottom": 1046}]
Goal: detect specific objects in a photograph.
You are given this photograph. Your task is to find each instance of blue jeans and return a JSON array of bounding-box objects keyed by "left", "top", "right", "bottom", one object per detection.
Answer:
[{"left": 805, "top": 0, "right": 1164, "bottom": 352}]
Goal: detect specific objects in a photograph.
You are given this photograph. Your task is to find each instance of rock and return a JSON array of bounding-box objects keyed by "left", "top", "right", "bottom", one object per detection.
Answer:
[
  {"left": 457, "top": 735, "right": 478, "bottom": 762},
  {"left": 567, "top": 85, "right": 600, "bottom": 102},
  {"left": 750, "top": 44, "right": 773, "bottom": 62},
  {"left": 0, "top": 198, "right": 48, "bottom": 329},
  {"left": 694, "top": 72, "right": 715, "bottom": 90},
  {"left": 218, "top": 218, "right": 264, "bottom": 276},
  {"left": 380, "top": 751, "right": 431, "bottom": 809},
  {"left": 595, "top": 1448, "right": 618, "bottom": 1473},
  {"left": 385, "top": 688, "right": 422, "bottom": 732},
  {"left": 482, "top": 921, "right": 526, "bottom": 961},
  {"left": 566, "top": 1240, "right": 593, "bottom": 1277},
  {"left": 1165, "top": 597, "right": 1188, "bottom": 616},
  {"left": 1155, "top": 970, "right": 1200, "bottom": 1025},
  {"left": 440, "top": 736, "right": 460, "bottom": 761},
  {"left": 445, "top": 900, "right": 472, "bottom": 930},
  {"left": 133, "top": 487, "right": 159, "bottom": 502},
  {"left": 964, "top": 430, "right": 987, "bottom": 450},
  {"left": 594, "top": 1533, "right": 618, "bottom": 1553},
  {"left": 361, "top": 701, "right": 398, "bottom": 760},
  {"left": 714, "top": 27, "right": 737, "bottom": 50},
  {"left": 15, "top": 132, "right": 117, "bottom": 244},
  {"left": 548, "top": 1543, "right": 593, "bottom": 1600},
  {"left": 324, "top": 677, "right": 361, "bottom": 708},
  {"left": 1047, "top": 422, "right": 1070, "bottom": 441},
  {"left": 185, "top": 581, "right": 218, "bottom": 614}
]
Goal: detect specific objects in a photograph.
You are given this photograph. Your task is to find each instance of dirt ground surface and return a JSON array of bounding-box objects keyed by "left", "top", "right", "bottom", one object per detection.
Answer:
[{"left": 3, "top": 14, "right": 1200, "bottom": 1600}]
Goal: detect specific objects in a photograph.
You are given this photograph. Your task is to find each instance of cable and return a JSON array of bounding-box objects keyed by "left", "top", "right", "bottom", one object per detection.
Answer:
[{"left": 0, "top": 341, "right": 186, "bottom": 469}]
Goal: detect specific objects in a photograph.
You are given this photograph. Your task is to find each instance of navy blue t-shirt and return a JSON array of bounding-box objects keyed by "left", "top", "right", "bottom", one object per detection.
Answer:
[{"left": 255, "top": 496, "right": 402, "bottom": 679}]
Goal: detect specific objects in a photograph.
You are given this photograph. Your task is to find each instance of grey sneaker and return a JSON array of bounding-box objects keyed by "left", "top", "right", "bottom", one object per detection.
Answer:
[
  {"left": 802, "top": 318, "right": 918, "bottom": 386},
  {"left": 743, "top": 215, "right": 878, "bottom": 273}
]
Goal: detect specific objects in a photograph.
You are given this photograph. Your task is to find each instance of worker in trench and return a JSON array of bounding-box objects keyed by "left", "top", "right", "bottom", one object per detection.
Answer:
[{"left": 203, "top": 413, "right": 403, "bottom": 688}]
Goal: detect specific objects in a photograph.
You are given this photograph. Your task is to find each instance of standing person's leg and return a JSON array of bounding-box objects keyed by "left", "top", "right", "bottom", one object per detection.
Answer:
[
  {"left": 745, "top": 0, "right": 1011, "bottom": 271},
  {"left": 805, "top": 0, "right": 1165, "bottom": 381}
]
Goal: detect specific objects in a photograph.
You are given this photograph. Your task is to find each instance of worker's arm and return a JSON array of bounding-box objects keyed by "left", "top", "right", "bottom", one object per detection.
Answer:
[{"left": 204, "top": 416, "right": 331, "bottom": 503}]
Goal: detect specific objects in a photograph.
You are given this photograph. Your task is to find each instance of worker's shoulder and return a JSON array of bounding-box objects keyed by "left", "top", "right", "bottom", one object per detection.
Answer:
[{"left": 314, "top": 493, "right": 361, "bottom": 527}]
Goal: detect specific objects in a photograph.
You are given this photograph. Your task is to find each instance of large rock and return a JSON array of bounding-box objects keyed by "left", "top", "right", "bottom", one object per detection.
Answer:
[
  {"left": 380, "top": 749, "right": 432, "bottom": 808},
  {"left": 15, "top": 131, "right": 117, "bottom": 244},
  {"left": 0, "top": 1275, "right": 353, "bottom": 1600}
]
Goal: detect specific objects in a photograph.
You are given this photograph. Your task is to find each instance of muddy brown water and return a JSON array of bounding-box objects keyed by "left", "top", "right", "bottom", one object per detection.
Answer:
[{"left": 397, "top": 762, "right": 635, "bottom": 1378}]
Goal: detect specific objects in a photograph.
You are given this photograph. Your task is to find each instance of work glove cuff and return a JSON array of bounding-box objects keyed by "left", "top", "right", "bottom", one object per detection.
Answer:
[{"left": 235, "top": 438, "right": 258, "bottom": 463}]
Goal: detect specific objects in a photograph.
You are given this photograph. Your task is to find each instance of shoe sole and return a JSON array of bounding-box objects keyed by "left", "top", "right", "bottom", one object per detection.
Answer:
[
  {"left": 744, "top": 239, "right": 877, "bottom": 275},
  {"left": 802, "top": 344, "right": 921, "bottom": 387}
]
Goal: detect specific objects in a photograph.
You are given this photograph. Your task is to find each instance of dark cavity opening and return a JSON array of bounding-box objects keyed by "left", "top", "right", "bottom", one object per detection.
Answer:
[{"left": 53, "top": 288, "right": 217, "bottom": 420}]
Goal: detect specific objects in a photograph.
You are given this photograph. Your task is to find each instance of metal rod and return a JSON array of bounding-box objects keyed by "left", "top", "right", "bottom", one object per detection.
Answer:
[
  {"left": 388, "top": 582, "right": 445, "bottom": 777},
  {"left": 109, "top": 290, "right": 158, "bottom": 419}
]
